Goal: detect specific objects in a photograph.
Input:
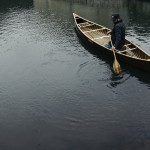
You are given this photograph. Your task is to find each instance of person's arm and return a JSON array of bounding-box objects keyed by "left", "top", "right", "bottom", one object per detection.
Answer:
[{"left": 114, "top": 26, "right": 121, "bottom": 49}]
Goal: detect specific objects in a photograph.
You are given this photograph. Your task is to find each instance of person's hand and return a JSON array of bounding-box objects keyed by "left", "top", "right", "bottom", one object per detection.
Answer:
[{"left": 111, "top": 46, "right": 115, "bottom": 51}]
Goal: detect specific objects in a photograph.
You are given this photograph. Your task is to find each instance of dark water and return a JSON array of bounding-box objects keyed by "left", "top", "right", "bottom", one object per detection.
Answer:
[{"left": 0, "top": 0, "right": 150, "bottom": 149}]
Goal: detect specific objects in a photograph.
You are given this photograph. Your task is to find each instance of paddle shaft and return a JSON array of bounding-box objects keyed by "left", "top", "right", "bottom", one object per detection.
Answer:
[
  {"left": 110, "top": 36, "right": 122, "bottom": 74},
  {"left": 110, "top": 37, "right": 116, "bottom": 58}
]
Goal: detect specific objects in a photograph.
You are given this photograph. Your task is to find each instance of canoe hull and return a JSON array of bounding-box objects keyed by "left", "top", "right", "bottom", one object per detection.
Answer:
[{"left": 73, "top": 13, "right": 150, "bottom": 73}]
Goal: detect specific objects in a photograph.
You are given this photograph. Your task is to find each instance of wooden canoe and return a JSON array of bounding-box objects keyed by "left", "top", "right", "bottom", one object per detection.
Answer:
[{"left": 73, "top": 13, "right": 150, "bottom": 72}]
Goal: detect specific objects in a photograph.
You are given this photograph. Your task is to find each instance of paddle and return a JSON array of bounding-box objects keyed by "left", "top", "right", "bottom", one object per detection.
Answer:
[{"left": 110, "top": 37, "right": 122, "bottom": 75}]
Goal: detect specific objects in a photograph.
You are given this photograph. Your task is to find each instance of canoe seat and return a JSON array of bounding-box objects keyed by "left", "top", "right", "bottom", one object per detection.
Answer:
[
  {"left": 78, "top": 22, "right": 91, "bottom": 27},
  {"left": 119, "top": 48, "right": 137, "bottom": 53},
  {"left": 117, "top": 47, "right": 137, "bottom": 57},
  {"left": 124, "top": 43, "right": 131, "bottom": 47}
]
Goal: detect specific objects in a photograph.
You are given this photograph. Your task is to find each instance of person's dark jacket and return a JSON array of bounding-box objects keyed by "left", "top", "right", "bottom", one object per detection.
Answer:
[{"left": 111, "top": 20, "right": 125, "bottom": 50}]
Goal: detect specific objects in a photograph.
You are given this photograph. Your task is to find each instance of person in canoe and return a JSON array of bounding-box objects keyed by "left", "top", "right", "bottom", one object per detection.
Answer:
[{"left": 106, "top": 14, "right": 126, "bottom": 51}]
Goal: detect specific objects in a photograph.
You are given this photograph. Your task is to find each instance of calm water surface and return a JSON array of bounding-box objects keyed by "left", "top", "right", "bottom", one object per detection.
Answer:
[{"left": 0, "top": 0, "right": 150, "bottom": 149}]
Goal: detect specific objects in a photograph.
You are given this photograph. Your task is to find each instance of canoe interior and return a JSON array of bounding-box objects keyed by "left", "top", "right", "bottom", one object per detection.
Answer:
[{"left": 74, "top": 14, "right": 150, "bottom": 61}]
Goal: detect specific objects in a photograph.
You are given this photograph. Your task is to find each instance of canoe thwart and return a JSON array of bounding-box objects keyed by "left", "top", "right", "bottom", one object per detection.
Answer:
[
  {"left": 83, "top": 28, "right": 106, "bottom": 33},
  {"left": 94, "top": 35, "right": 110, "bottom": 40}
]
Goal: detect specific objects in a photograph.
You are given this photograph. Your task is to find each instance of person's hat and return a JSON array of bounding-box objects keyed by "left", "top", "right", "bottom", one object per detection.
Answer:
[{"left": 111, "top": 14, "right": 120, "bottom": 20}]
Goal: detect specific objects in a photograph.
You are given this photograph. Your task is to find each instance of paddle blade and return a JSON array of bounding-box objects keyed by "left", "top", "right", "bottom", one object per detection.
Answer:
[{"left": 113, "top": 59, "right": 122, "bottom": 74}]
